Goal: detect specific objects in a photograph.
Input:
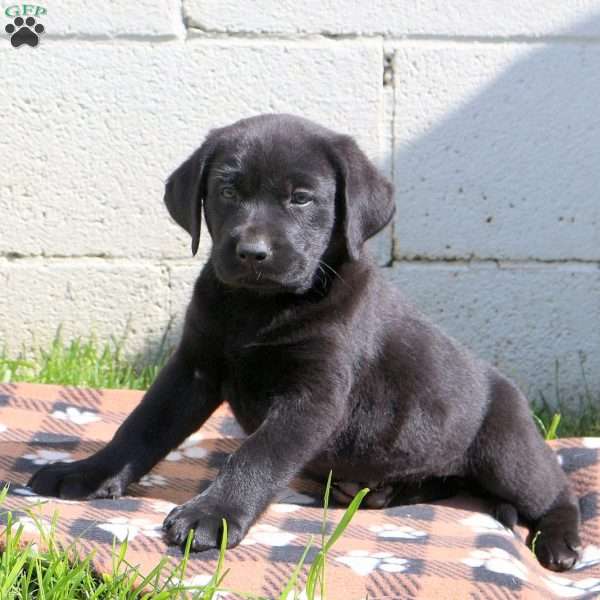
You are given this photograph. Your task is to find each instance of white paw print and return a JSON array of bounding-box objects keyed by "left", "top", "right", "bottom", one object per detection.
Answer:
[
  {"left": 165, "top": 432, "right": 207, "bottom": 461},
  {"left": 97, "top": 516, "right": 162, "bottom": 542},
  {"left": 23, "top": 449, "right": 73, "bottom": 466},
  {"left": 51, "top": 406, "right": 100, "bottom": 425},
  {"left": 14, "top": 516, "right": 52, "bottom": 536},
  {"left": 0, "top": 423, "right": 7, "bottom": 434},
  {"left": 270, "top": 503, "right": 302, "bottom": 514},
  {"left": 240, "top": 524, "right": 297, "bottom": 547},
  {"left": 334, "top": 550, "right": 411, "bottom": 576},
  {"left": 460, "top": 513, "right": 513, "bottom": 536},
  {"left": 574, "top": 545, "right": 600, "bottom": 570},
  {"left": 138, "top": 473, "right": 168, "bottom": 487},
  {"left": 543, "top": 574, "right": 600, "bottom": 598},
  {"left": 370, "top": 523, "right": 427, "bottom": 540},
  {"left": 582, "top": 438, "right": 600, "bottom": 449},
  {"left": 462, "top": 548, "right": 528, "bottom": 581},
  {"left": 150, "top": 499, "right": 178, "bottom": 514},
  {"left": 11, "top": 486, "right": 78, "bottom": 505}
]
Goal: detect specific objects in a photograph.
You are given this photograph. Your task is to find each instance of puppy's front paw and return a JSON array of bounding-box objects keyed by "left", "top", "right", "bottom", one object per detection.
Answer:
[
  {"left": 28, "top": 460, "right": 127, "bottom": 500},
  {"left": 163, "top": 495, "right": 248, "bottom": 552},
  {"left": 534, "top": 526, "right": 581, "bottom": 572}
]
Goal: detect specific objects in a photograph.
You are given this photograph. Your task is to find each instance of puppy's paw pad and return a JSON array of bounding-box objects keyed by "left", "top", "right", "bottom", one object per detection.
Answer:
[
  {"left": 534, "top": 528, "right": 581, "bottom": 572},
  {"left": 163, "top": 500, "right": 244, "bottom": 551},
  {"left": 5, "top": 16, "right": 44, "bottom": 47},
  {"left": 28, "top": 461, "right": 121, "bottom": 500}
]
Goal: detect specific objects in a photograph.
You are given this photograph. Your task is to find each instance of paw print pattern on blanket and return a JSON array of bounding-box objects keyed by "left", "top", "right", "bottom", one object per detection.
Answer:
[
  {"left": 462, "top": 547, "right": 529, "bottom": 581},
  {"left": 369, "top": 522, "right": 428, "bottom": 540},
  {"left": 23, "top": 449, "right": 73, "bottom": 466},
  {"left": 51, "top": 406, "right": 100, "bottom": 425},
  {"left": 334, "top": 550, "right": 413, "bottom": 576},
  {"left": 1, "top": 383, "right": 600, "bottom": 599},
  {"left": 165, "top": 432, "right": 208, "bottom": 461},
  {"left": 96, "top": 516, "right": 163, "bottom": 542},
  {"left": 543, "top": 573, "right": 600, "bottom": 597}
]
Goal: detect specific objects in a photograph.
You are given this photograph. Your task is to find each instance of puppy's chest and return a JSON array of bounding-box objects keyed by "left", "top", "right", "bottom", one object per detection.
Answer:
[
  {"left": 220, "top": 306, "right": 328, "bottom": 433},
  {"left": 222, "top": 332, "right": 294, "bottom": 434},
  {"left": 222, "top": 350, "right": 278, "bottom": 434}
]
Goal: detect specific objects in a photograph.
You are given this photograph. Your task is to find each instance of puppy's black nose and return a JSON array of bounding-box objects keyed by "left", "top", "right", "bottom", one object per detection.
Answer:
[{"left": 236, "top": 239, "right": 271, "bottom": 263}]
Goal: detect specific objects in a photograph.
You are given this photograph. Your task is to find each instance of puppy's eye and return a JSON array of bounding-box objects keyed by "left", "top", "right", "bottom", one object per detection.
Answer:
[
  {"left": 291, "top": 191, "right": 313, "bottom": 206},
  {"left": 220, "top": 186, "right": 237, "bottom": 200}
]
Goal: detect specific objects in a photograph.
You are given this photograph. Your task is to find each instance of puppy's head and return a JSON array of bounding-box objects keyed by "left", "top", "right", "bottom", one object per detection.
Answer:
[{"left": 164, "top": 114, "right": 394, "bottom": 293}]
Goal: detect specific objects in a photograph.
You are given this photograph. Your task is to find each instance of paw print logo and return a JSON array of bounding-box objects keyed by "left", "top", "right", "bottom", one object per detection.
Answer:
[{"left": 5, "top": 16, "right": 45, "bottom": 48}]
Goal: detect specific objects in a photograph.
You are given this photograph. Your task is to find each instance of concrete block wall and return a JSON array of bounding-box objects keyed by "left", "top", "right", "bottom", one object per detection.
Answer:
[{"left": 1, "top": 2, "right": 599, "bottom": 404}]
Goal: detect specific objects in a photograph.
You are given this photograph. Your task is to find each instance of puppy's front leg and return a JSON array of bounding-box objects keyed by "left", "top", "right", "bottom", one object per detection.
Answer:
[
  {"left": 163, "top": 380, "right": 348, "bottom": 551},
  {"left": 29, "top": 347, "right": 222, "bottom": 499}
]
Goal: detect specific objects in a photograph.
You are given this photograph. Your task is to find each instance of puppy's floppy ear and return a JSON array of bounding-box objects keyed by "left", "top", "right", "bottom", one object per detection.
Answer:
[
  {"left": 329, "top": 135, "right": 395, "bottom": 261},
  {"left": 164, "top": 138, "right": 216, "bottom": 256}
]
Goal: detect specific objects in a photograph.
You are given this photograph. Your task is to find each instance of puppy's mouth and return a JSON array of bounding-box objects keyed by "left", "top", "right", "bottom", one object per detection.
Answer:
[
  {"left": 212, "top": 256, "right": 312, "bottom": 294},
  {"left": 216, "top": 270, "right": 308, "bottom": 294},
  {"left": 214, "top": 267, "right": 289, "bottom": 291},
  {"left": 234, "top": 274, "right": 285, "bottom": 290}
]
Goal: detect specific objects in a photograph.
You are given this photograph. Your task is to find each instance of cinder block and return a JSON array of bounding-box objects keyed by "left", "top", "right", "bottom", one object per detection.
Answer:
[
  {"left": 389, "top": 262, "right": 600, "bottom": 404},
  {"left": 1, "top": 1, "right": 185, "bottom": 38},
  {"left": 166, "top": 262, "right": 205, "bottom": 343},
  {"left": 184, "top": 1, "right": 600, "bottom": 37},
  {"left": 391, "top": 44, "right": 600, "bottom": 261},
  {"left": 0, "top": 39, "right": 383, "bottom": 260},
  {"left": 0, "top": 259, "right": 170, "bottom": 356}
]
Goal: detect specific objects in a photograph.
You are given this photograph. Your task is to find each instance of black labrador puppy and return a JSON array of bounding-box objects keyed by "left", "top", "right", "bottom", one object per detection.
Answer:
[{"left": 29, "top": 114, "right": 580, "bottom": 571}]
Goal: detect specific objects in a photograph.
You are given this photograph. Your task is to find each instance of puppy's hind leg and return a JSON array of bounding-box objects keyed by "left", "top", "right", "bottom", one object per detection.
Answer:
[
  {"left": 469, "top": 371, "right": 581, "bottom": 572},
  {"left": 332, "top": 476, "right": 464, "bottom": 509}
]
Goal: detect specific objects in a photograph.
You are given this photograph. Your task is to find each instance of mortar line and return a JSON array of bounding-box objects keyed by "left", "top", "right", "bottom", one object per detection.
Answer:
[
  {"left": 30, "top": 32, "right": 600, "bottom": 45},
  {"left": 183, "top": 27, "right": 600, "bottom": 44},
  {"left": 1, "top": 255, "right": 598, "bottom": 268},
  {"left": 388, "top": 47, "right": 398, "bottom": 267}
]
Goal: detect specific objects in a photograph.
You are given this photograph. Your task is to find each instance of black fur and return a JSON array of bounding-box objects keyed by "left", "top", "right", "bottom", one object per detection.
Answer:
[{"left": 29, "top": 114, "right": 581, "bottom": 571}]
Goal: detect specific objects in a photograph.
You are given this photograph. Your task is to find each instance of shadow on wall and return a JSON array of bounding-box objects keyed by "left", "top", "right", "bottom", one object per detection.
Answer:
[{"left": 388, "top": 13, "right": 600, "bottom": 405}]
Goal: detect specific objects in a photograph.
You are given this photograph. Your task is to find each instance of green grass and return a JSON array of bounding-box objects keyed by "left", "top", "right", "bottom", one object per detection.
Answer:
[
  {"left": 0, "top": 330, "right": 599, "bottom": 597},
  {"left": 532, "top": 358, "right": 600, "bottom": 438},
  {"left": 0, "top": 479, "right": 369, "bottom": 599},
  {"left": 2, "top": 330, "right": 599, "bottom": 437},
  {"left": 0, "top": 328, "right": 170, "bottom": 390},
  {"left": 0, "top": 330, "right": 372, "bottom": 598}
]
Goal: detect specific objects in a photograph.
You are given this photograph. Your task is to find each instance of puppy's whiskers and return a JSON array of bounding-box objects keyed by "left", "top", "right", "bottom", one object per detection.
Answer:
[
  {"left": 313, "top": 265, "right": 328, "bottom": 296},
  {"left": 319, "top": 260, "right": 350, "bottom": 289}
]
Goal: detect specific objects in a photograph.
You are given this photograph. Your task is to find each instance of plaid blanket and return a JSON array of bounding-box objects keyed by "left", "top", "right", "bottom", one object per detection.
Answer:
[{"left": 0, "top": 382, "right": 599, "bottom": 599}]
